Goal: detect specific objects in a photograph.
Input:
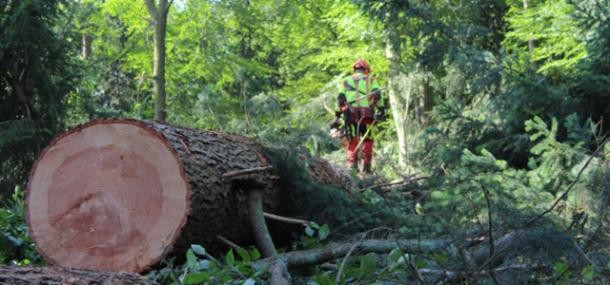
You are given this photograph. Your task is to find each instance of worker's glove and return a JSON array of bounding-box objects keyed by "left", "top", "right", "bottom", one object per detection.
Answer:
[
  {"left": 329, "top": 117, "right": 341, "bottom": 129},
  {"left": 329, "top": 127, "right": 346, "bottom": 139},
  {"left": 374, "top": 107, "right": 386, "bottom": 122}
]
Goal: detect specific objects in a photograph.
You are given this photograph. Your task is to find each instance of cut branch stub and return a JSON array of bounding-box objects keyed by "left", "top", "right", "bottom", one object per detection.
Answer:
[{"left": 26, "top": 119, "right": 285, "bottom": 272}]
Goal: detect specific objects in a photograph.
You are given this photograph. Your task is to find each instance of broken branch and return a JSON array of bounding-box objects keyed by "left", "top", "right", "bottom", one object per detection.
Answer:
[
  {"left": 263, "top": 212, "right": 311, "bottom": 226},
  {"left": 223, "top": 166, "right": 273, "bottom": 178},
  {"left": 252, "top": 239, "right": 450, "bottom": 271}
]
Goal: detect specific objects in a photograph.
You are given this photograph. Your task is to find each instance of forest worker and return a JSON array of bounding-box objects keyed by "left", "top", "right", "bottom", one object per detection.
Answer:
[{"left": 332, "top": 58, "right": 383, "bottom": 174}]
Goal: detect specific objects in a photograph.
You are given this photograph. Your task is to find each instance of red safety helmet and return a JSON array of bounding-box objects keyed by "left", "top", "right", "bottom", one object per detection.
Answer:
[{"left": 352, "top": 58, "right": 370, "bottom": 74}]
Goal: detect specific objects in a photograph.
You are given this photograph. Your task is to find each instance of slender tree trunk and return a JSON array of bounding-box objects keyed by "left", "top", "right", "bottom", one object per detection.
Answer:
[
  {"left": 11, "top": 75, "right": 32, "bottom": 121},
  {"left": 523, "top": 0, "right": 537, "bottom": 71},
  {"left": 421, "top": 73, "right": 433, "bottom": 124},
  {"left": 145, "top": 0, "right": 170, "bottom": 122},
  {"left": 81, "top": 34, "right": 92, "bottom": 59},
  {"left": 523, "top": 0, "right": 535, "bottom": 53},
  {"left": 385, "top": 28, "right": 408, "bottom": 168}
]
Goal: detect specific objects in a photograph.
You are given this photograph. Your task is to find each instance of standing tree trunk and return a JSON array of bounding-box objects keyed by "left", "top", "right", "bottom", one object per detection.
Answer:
[
  {"left": 385, "top": 28, "right": 409, "bottom": 168},
  {"left": 26, "top": 119, "right": 350, "bottom": 273},
  {"left": 523, "top": 0, "right": 535, "bottom": 53},
  {"left": 81, "top": 34, "right": 92, "bottom": 60},
  {"left": 421, "top": 72, "right": 433, "bottom": 124},
  {"left": 523, "top": 0, "right": 537, "bottom": 71},
  {"left": 145, "top": 0, "right": 170, "bottom": 122}
]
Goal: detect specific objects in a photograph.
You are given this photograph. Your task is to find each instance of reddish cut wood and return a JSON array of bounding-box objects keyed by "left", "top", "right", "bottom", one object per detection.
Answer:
[
  {"left": 27, "top": 120, "right": 190, "bottom": 272},
  {"left": 27, "top": 119, "right": 351, "bottom": 273}
]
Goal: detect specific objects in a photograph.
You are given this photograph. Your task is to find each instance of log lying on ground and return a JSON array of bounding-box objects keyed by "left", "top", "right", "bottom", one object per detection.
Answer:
[
  {"left": 252, "top": 239, "right": 451, "bottom": 271},
  {"left": 0, "top": 266, "right": 151, "bottom": 285},
  {"left": 26, "top": 119, "right": 349, "bottom": 272}
]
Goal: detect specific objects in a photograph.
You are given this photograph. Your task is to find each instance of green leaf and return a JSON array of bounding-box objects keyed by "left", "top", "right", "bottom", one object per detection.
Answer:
[
  {"left": 226, "top": 249, "right": 235, "bottom": 267},
  {"left": 184, "top": 272, "right": 209, "bottom": 284},
  {"left": 305, "top": 226, "right": 315, "bottom": 237},
  {"left": 387, "top": 248, "right": 404, "bottom": 266},
  {"left": 250, "top": 248, "right": 261, "bottom": 261},
  {"left": 415, "top": 259, "right": 428, "bottom": 269},
  {"left": 198, "top": 260, "right": 209, "bottom": 270},
  {"left": 415, "top": 202, "right": 424, "bottom": 215},
  {"left": 313, "top": 274, "right": 333, "bottom": 285},
  {"left": 191, "top": 244, "right": 206, "bottom": 256},
  {"left": 553, "top": 260, "right": 569, "bottom": 276},
  {"left": 236, "top": 246, "right": 251, "bottom": 262},
  {"left": 186, "top": 249, "right": 198, "bottom": 270},
  {"left": 318, "top": 224, "right": 329, "bottom": 240},
  {"left": 581, "top": 265, "right": 596, "bottom": 281},
  {"left": 358, "top": 253, "right": 377, "bottom": 279}
]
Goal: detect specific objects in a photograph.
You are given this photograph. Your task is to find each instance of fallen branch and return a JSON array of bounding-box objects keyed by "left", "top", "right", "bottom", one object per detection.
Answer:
[
  {"left": 252, "top": 239, "right": 450, "bottom": 271},
  {"left": 358, "top": 177, "right": 429, "bottom": 193},
  {"left": 247, "top": 189, "right": 278, "bottom": 258},
  {"left": 0, "top": 266, "right": 151, "bottom": 285},
  {"left": 335, "top": 241, "right": 362, "bottom": 284},
  {"left": 223, "top": 166, "right": 273, "bottom": 178},
  {"left": 246, "top": 188, "right": 290, "bottom": 285},
  {"left": 418, "top": 264, "right": 540, "bottom": 282},
  {"left": 269, "top": 258, "right": 291, "bottom": 285},
  {"left": 472, "top": 230, "right": 528, "bottom": 269},
  {"left": 217, "top": 235, "right": 241, "bottom": 250},
  {"left": 263, "top": 212, "right": 311, "bottom": 226}
]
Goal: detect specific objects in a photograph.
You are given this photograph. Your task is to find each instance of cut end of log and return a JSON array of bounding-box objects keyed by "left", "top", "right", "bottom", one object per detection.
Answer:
[{"left": 27, "top": 119, "right": 190, "bottom": 272}]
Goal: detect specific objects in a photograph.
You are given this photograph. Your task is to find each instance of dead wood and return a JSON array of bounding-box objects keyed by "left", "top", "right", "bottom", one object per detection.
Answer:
[
  {"left": 247, "top": 189, "right": 278, "bottom": 258},
  {"left": 223, "top": 166, "right": 273, "bottom": 178},
  {"left": 0, "top": 266, "right": 151, "bottom": 285},
  {"left": 263, "top": 212, "right": 311, "bottom": 226},
  {"left": 252, "top": 239, "right": 450, "bottom": 271}
]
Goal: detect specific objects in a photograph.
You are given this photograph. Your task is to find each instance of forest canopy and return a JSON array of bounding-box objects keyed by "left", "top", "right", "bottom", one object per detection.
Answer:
[{"left": 1, "top": 0, "right": 609, "bottom": 284}]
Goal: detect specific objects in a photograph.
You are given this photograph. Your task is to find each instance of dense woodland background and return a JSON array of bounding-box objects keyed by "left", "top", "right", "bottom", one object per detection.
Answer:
[{"left": 1, "top": 0, "right": 609, "bottom": 284}]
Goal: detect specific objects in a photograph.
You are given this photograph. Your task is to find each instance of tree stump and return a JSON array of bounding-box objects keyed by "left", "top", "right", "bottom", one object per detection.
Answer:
[{"left": 27, "top": 119, "right": 300, "bottom": 272}]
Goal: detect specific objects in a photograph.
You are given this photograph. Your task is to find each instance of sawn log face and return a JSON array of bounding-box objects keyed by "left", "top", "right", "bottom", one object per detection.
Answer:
[{"left": 26, "top": 119, "right": 288, "bottom": 272}]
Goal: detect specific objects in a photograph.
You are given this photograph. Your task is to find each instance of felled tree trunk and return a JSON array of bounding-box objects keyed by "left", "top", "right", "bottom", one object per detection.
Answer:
[
  {"left": 27, "top": 119, "right": 347, "bottom": 273},
  {"left": 0, "top": 266, "right": 151, "bottom": 285}
]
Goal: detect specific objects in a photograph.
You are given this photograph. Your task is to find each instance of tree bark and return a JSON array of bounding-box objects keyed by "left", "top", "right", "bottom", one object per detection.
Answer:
[
  {"left": 385, "top": 28, "right": 409, "bottom": 168},
  {"left": 523, "top": 0, "right": 535, "bottom": 54},
  {"left": 0, "top": 266, "right": 151, "bottom": 285},
  {"left": 145, "top": 0, "right": 170, "bottom": 122},
  {"left": 81, "top": 34, "right": 92, "bottom": 60},
  {"left": 421, "top": 73, "right": 433, "bottom": 124},
  {"left": 252, "top": 239, "right": 450, "bottom": 271},
  {"left": 26, "top": 119, "right": 348, "bottom": 273},
  {"left": 247, "top": 189, "right": 278, "bottom": 258}
]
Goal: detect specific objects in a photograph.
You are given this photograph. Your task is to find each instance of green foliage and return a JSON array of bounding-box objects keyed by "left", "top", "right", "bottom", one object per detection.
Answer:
[
  {"left": 263, "top": 146, "right": 404, "bottom": 236},
  {"left": 1, "top": 0, "right": 609, "bottom": 283},
  {"left": 148, "top": 244, "right": 264, "bottom": 285},
  {"left": 504, "top": 0, "right": 586, "bottom": 77},
  {"left": 0, "top": 0, "right": 80, "bottom": 196},
  {"left": 0, "top": 186, "right": 42, "bottom": 265}
]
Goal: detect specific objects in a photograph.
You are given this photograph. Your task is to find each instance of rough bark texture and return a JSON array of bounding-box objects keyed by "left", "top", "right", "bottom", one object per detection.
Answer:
[
  {"left": 145, "top": 121, "right": 285, "bottom": 256},
  {"left": 27, "top": 119, "right": 346, "bottom": 272},
  {"left": 0, "top": 266, "right": 151, "bottom": 285}
]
